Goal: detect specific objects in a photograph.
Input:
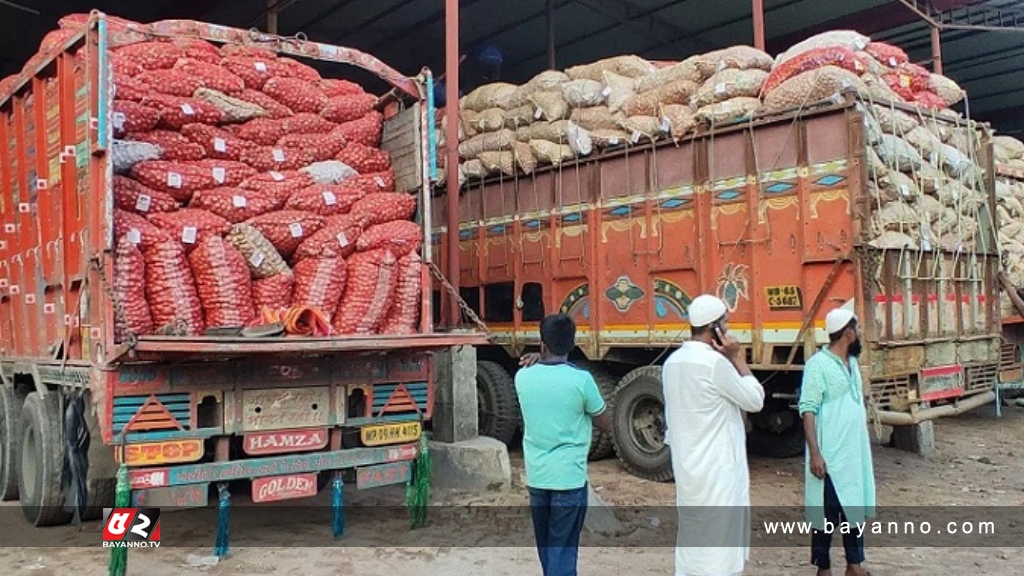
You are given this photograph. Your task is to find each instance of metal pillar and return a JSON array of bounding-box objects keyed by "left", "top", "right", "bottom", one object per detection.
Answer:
[
  {"left": 931, "top": 25, "right": 943, "bottom": 73},
  {"left": 445, "top": 0, "right": 461, "bottom": 327},
  {"left": 752, "top": 0, "right": 766, "bottom": 51},
  {"left": 267, "top": 0, "right": 279, "bottom": 34},
  {"left": 547, "top": 0, "right": 556, "bottom": 69}
]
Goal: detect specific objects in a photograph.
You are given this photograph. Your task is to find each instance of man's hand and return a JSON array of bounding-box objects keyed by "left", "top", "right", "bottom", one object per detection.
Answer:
[
  {"left": 810, "top": 451, "right": 827, "bottom": 480},
  {"left": 519, "top": 353, "right": 541, "bottom": 368},
  {"left": 710, "top": 332, "right": 743, "bottom": 362}
]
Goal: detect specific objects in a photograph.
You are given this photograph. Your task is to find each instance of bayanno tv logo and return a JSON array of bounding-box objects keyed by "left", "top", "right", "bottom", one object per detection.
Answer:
[{"left": 102, "top": 508, "right": 162, "bottom": 548}]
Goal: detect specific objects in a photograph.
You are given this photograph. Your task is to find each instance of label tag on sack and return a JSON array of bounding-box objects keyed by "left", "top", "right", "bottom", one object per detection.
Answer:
[
  {"left": 336, "top": 231, "right": 350, "bottom": 247},
  {"left": 112, "top": 112, "right": 126, "bottom": 130},
  {"left": 127, "top": 228, "right": 141, "bottom": 245},
  {"left": 135, "top": 194, "right": 151, "bottom": 212},
  {"left": 213, "top": 137, "right": 227, "bottom": 153},
  {"left": 270, "top": 171, "right": 284, "bottom": 181},
  {"left": 255, "top": 61, "right": 268, "bottom": 73},
  {"left": 182, "top": 226, "right": 198, "bottom": 244},
  {"left": 714, "top": 83, "right": 727, "bottom": 96},
  {"left": 181, "top": 103, "right": 195, "bottom": 115},
  {"left": 608, "top": 137, "right": 620, "bottom": 146},
  {"left": 212, "top": 167, "right": 226, "bottom": 184},
  {"left": 889, "top": 57, "right": 898, "bottom": 68},
  {"left": 631, "top": 131, "right": 641, "bottom": 144},
  {"left": 661, "top": 117, "right": 671, "bottom": 133},
  {"left": 272, "top": 148, "right": 286, "bottom": 162},
  {"left": 322, "top": 191, "right": 337, "bottom": 205},
  {"left": 250, "top": 251, "right": 265, "bottom": 268},
  {"left": 233, "top": 195, "right": 247, "bottom": 208},
  {"left": 167, "top": 172, "right": 182, "bottom": 188},
  {"left": 289, "top": 223, "right": 303, "bottom": 238},
  {"left": 602, "top": 86, "right": 612, "bottom": 98},
  {"left": 373, "top": 176, "right": 386, "bottom": 188},
  {"left": 534, "top": 108, "right": 543, "bottom": 120}
]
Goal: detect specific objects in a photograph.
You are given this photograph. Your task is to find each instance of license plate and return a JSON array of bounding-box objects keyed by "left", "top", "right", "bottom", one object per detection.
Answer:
[{"left": 360, "top": 421, "right": 421, "bottom": 446}]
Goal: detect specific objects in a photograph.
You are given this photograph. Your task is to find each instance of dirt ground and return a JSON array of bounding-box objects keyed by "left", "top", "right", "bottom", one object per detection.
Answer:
[{"left": 2, "top": 399, "right": 1023, "bottom": 576}]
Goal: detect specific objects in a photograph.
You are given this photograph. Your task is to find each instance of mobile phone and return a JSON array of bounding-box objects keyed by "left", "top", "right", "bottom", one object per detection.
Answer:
[{"left": 711, "top": 321, "right": 724, "bottom": 346}]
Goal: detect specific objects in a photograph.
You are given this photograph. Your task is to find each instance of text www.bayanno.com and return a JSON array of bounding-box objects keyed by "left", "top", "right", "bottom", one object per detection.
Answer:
[{"left": 763, "top": 520, "right": 996, "bottom": 538}]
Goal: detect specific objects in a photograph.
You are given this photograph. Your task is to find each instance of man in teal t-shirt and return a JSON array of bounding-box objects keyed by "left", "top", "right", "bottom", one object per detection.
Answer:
[{"left": 516, "top": 313, "right": 611, "bottom": 576}]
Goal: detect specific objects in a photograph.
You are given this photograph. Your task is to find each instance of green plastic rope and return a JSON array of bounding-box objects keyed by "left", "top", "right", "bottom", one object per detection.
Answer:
[
  {"left": 108, "top": 463, "right": 129, "bottom": 576},
  {"left": 405, "top": 434, "right": 431, "bottom": 528}
]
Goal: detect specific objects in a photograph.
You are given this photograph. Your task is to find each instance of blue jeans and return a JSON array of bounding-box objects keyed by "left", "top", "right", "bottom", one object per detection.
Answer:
[
  {"left": 527, "top": 484, "right": 588, "bottom": 576},
  {"left": 811, "top": 474, "right": 866, "bottom": 569}
]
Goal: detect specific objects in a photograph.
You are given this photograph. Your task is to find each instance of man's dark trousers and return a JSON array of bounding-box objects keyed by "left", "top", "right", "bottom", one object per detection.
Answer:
[
  {"left": 528, "top": 483, "right": 588, "bottom": 576},
  {"left": 811, "top": 474, "right": 866, "bottom": 569}
]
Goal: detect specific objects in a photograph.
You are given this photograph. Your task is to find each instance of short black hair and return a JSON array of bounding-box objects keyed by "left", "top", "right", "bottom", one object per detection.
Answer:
[
  {"left": 540, "top": 313, "right": 576, "bottom": 356},
  {"left": 828, "top": 318, "right": 857, "bottom": 344}
]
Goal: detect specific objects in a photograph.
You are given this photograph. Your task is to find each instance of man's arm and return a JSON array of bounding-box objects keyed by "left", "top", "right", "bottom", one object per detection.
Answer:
[
  {"left": 712, "top": 357, "right": 765, "bottom": 412},
  {"left": 798, "top": 364, "right": 827, "bottom": 479},
  {"left": 803, "top": 412, "right": 827, "bottom": 479},
  {"left": 582, "top": 374, "right": 611, "bottom": 433}
]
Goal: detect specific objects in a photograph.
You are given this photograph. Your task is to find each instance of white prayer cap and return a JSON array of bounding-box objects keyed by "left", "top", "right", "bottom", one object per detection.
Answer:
[
  {"left": 688, "top": 294, "right": 727, "bottom": 327},
  {"left": 825, "top": 308, "right": 856, "bottom": 335}
]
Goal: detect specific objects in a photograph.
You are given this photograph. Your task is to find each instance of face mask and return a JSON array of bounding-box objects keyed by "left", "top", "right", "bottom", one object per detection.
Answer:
[{"left": 849, "top": 338, "right": 862, "bottom": 358}]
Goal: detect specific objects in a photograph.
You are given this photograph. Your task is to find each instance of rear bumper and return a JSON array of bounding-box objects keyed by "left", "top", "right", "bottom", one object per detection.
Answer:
[
  {"left": 871, "top": 391, "right": 995, "bottom": 426},
  {"left": 128, "top": 442, "right": 418, "bottom": 490}
]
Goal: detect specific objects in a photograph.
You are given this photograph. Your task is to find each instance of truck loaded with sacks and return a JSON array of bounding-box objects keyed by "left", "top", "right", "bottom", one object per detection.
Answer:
[
  {"left": 432, "top": 30, "right": 1006, "bottom": 481},
  {"left": 0, "top": 12, "right": 484, "bottom": 529}
]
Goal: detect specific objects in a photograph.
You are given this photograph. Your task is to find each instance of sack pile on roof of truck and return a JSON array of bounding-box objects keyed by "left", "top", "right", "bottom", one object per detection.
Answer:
[
  {"left": 2, "top": 13, "right": 426, "bottom": 340},
  {"left": 435, "top": 29, "right": 1024, "bottom": 316},
  {"left": 436, "top": 30, "right": 1000, "bottom": 185}
]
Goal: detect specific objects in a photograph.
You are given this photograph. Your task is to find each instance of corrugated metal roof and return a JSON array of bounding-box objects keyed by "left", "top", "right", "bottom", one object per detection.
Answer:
[{"left": 2, "top": 0, "right": 1023, "bottom": 133}]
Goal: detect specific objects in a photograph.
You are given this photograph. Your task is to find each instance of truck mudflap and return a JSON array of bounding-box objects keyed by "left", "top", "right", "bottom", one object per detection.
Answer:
[{"left": 128, "top": 443, "right": 418, "bottom": 493}]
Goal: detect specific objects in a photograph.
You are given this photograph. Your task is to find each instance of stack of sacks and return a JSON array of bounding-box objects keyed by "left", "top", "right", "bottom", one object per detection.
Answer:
[
  {"left": 995, "top": 135, "right": 1024, "bottom": 171},
  {"left": 859, "top": 101, "right": 989, "bottom": 256},
  {"left": 992, "top": 134, "right": 1024, "bottom": 316},
  {"left": 29, "top": 15, "right": 424, "bottom": 339},
  {"left": 761, "top": 30, "right": 966, "bottom": 115},
  {"left": 449, "top": 48, "right": 772, "bottom": 180},
  {"left": 996, "top": 174, "right": 1024, "bottom": 317}
]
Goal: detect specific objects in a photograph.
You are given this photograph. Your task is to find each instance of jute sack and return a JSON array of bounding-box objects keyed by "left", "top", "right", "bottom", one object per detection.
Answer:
[{"left": 566, "top": 55, "right": 656, "bottom": 82}]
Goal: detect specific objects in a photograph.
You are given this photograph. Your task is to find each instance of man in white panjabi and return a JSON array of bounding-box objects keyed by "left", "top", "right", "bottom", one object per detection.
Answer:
[{"left": 663, "top": 294, "right": 766, "bottom": 576}]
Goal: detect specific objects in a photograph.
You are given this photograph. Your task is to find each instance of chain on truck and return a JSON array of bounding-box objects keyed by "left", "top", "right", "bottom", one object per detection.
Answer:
[
  {"left": 0, "top": 11, "right": 486, "bottom": 539},
  {"left": 441, "top": 91, "right": 1005, "bottom": 482}
]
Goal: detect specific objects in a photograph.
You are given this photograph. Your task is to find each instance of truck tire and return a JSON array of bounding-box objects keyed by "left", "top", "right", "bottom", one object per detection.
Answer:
[
  {"left": 574, "top": 361, "right": 617, "bottom": 461},
  {"left": 612, "top": 366, "right": 673, "bottom": 482},
  {"left": 0, "top": 386, "right": 20, "bottom": 501},
  {"left": 80, "top": 478, "right": 116, "bottom": 521},
  {"left": 477, "top": 361, "right": 519, "bottom": 446},
  {"left": 18, "top": 392, "right": 72, "bottom": 526}
]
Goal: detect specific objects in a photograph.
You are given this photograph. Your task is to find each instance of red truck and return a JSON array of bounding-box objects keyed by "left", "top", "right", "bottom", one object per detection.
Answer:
[
  {"left": 438, "top": 97, "right": 1003, "bottom": 480},
  {"left": 0, "top": 13, "right": 483, "bottom": 529}
]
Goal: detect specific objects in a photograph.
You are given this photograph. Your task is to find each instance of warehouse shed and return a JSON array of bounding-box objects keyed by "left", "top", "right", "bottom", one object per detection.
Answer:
[{"left": 1, "top": 0, "right": 1023, "bottom": 134}]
